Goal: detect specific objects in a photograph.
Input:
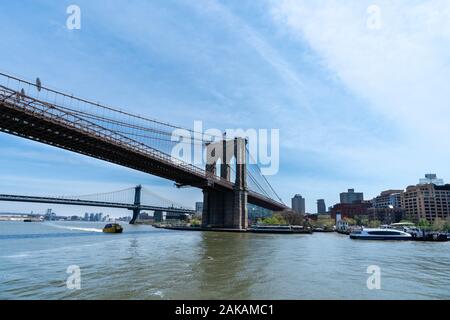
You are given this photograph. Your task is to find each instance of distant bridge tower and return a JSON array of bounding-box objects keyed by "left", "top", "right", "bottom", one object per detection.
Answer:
[
  {"left": 129, "top": 185, "right": 142, "bottom": 224},
  {"left": 202, "top": 137, "right": 248, "bottom": 230}
]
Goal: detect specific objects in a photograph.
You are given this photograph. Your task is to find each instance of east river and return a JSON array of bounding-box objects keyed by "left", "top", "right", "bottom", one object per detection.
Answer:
[{"left": 1, "top": 221, "right": 449, "bottom": 299}]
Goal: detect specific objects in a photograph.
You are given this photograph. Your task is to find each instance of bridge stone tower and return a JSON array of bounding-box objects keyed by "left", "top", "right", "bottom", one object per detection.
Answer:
[
  {"left": 129, "top": 185, "right": 142, "bottom": 224},
  {"left": 202, "top": 137, "right": 248, "bottom": 230}
]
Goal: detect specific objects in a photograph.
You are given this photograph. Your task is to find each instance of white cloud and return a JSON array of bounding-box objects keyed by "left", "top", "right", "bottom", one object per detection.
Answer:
[
  {"left": 270, "top": 0, "right": 450, "bottom": 187},
  {"left": 272, "top": 0, "right": 450, "bottom": 140}
]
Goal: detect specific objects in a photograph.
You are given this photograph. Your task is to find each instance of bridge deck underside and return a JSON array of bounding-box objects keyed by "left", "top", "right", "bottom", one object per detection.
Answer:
[{"left": 0, "top": 100, "right": 286, "bottom": 212}]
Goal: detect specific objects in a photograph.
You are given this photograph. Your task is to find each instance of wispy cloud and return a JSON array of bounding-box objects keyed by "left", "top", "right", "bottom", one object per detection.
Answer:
[
  {"left": 271, "top": 0, "right": 450, "bottom": 185},
  {"left": 187, "top": 0, "right": 307, "bottom": 96},
  {"left": 272, "top": 0, "right": 450, "bottom": 138}
]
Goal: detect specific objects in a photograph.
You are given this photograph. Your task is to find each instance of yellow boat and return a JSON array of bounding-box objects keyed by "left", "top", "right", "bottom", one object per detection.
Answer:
[{"left": 102, "top": 223, "right": 123, "bottom": 233}]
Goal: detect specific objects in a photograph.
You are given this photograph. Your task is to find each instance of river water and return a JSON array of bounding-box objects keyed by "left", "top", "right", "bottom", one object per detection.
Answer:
[{"left": 0, "top": 221, "right": 449, "bottom": 300}]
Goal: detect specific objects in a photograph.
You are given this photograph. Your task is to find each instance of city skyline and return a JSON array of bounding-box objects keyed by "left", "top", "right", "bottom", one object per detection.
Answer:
[
  {"left": 2, "top": 1, "right": 450, "bottom": 215},
  {"left": 0, "top": 172, "right": 447, "bottom": 218}
]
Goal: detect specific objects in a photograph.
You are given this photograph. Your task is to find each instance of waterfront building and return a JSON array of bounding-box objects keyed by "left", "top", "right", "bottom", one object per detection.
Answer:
[
  {"left": 401, "top": 183, "right": 450, "bottom": 222},
  {"left": 117, "top": 216, "right": 131, "bottom": 222},
  {"left": 138, "top": 212, "right": 153, "bottom": 222},
  {"left": 330, "top": 202, "right": 372, "bottom": 221},
  {"left": 317, "top": 199, "right": 326, "bottom": 214},
  {"left": 340, "top": 189, "right": 364, "bottom": 204},
  {"left": 195, "top": 202, "right": 203, "bottom": 215},
  {"left": 46, "top": 213, "right": 53, "bottom": 221},
  {"left": 44, "top": 209, "right": 56, "bottom": 221},
  {"left": 336, "top": 219, "right": 349, "bottom": 233},
  {"left": 291, "top": 194, "right": 306, "bottom": 215},
  {"left": 367, "top": 207, "right": 404, "bottom": 224},
  {"left": 373, "top": 190, "right": 403, "bottom": 208},
  {"left": 154, "top": 211, "right": 165, "bottom": 222}
]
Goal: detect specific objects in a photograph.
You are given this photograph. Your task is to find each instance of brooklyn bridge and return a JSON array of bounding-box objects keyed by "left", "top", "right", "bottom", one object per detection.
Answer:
[{"left": 0, "top": 72, "right": 287, "bottom": 230}]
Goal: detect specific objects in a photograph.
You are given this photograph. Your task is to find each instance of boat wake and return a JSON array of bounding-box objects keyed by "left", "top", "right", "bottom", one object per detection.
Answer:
[
  {"left": 47, "top": 223, "right": 103, "bottom": 233},
  {"left": 67, "top": 227, "right": 104, "bottom": 233}
]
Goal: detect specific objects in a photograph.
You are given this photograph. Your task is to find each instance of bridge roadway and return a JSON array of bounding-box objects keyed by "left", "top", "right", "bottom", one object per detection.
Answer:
[{"left": 0, "top": 194, "right": 195, "bottom": 215}]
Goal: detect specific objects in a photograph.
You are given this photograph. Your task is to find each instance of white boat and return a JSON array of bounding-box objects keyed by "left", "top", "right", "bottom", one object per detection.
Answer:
[{"left": 350, "top": 228, "right": 412, "bottom": 240}]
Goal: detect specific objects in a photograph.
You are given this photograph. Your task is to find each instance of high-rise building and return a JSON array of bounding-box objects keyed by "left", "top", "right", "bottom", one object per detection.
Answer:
[
  {"left": 401, "top": 183, "right": 450, "bottom": 222},
  {"left": 291, "top": 194, "right": 306, "bottom": 215},
  {"left": 45, "top": 209, "right": 56, "bottom": 221},
  {"left": 340, "top": 189, "right": 364, "bottom": 204},
  {"left": 317, "top": 199, "right": 326, "bottom": 214},
  {"left": 195, "top": 202, "right": 203, "bottom": 215},
  {"left": 419, "top": 173, "right": 444, "bottom": 186}
]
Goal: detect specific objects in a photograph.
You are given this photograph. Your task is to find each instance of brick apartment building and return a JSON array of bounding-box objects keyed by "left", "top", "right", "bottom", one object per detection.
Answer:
[{"left": 401, "top": 183, "right": 450, "bottom": 222}]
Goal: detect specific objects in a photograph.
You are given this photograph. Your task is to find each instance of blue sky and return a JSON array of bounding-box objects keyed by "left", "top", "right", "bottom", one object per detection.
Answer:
[{"left": 1, "top": 0, "right": 450, "bottom": 216}]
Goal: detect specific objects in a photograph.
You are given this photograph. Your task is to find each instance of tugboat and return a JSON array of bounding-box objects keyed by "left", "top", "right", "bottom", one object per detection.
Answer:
[
  {"left": 398, "top": 225, "right": 448, "bottom": 242},
  {"left": 102, "top": 223, "right": 123, "bottom": 234},
  {"left": 409, "top": 230, "right": 448, "bottom": 242}
]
